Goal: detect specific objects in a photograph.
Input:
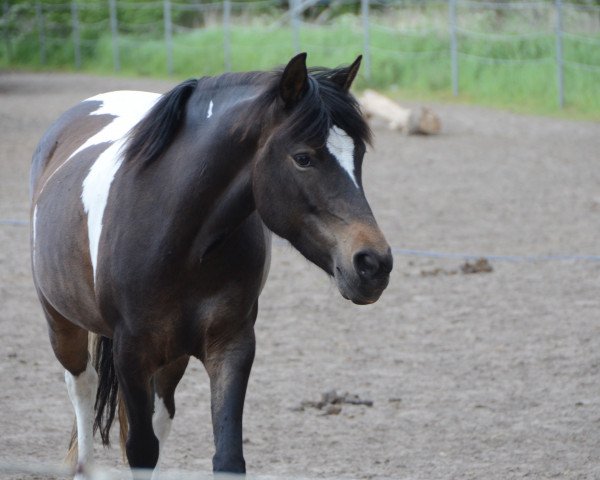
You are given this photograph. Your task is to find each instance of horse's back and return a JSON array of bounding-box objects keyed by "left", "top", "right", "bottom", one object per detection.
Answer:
[
  {"left": 32, "top": 98, "right": 100, "bottom": 200},
  {"left": 30, "top": 91, "right": 159, "bottom": 200}
]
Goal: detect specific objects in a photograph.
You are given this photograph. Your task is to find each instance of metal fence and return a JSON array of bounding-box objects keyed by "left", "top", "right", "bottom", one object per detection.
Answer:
[{"left": 2, "top": 0, "right": 600, "bottom": 107}]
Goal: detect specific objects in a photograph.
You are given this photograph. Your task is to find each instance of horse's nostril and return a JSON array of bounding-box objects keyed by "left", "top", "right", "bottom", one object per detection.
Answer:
[
  {"left": 381, "top": 248, "right": 393, "bottom": 275},
  {"left": 353, "top": 248, "right": 393, "bottom": 281},
  {"left": 353, "top": 250, "right": 381, "bottom": 279}
]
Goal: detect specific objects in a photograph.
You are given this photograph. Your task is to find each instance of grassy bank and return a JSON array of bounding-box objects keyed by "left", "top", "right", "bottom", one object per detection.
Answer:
[{"left": 2, "top": 15, "right": 599, "bottom": 119}]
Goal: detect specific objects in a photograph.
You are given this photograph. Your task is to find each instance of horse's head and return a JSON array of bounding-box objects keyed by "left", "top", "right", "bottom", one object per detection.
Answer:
[{"left": 253, "top": 53, "right": 392, "bottom": 305}]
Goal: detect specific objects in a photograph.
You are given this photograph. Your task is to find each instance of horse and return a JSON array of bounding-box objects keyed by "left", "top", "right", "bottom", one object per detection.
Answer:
[{"left": 29, "top": 53, "right": 393, "bottom": 477}]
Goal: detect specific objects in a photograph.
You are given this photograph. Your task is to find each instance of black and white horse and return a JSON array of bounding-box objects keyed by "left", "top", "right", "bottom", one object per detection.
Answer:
[{"left": 30, "top": 53, "right": 392, "bottom": 476}]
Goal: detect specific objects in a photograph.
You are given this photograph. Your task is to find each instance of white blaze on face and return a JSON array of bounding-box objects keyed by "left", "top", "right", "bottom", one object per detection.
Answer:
[
  {"left": 79, "top": 91, "right": 160, "bottom": 286},
  {"left": 326, "top": 126, "right": 359, "bottom": 189},
  {"left": 207, "top": 100, "right": 214, "bottom": 119}
]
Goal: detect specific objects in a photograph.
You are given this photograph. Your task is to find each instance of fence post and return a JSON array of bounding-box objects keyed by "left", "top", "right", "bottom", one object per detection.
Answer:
[
  {"left": 361, "top": 0, "right": 371, "bottom": 82},
  {"left": 163, "top": 0, "right": 173, "bottom": 75},
  {"left": 223, "top": 0, "right": 231, "bottom": 71},
  {"left": 555, "top": 0, "right": 564, "bottom": 108},
  {"left": 35, "top": 0, "right": 46, "bottom": 65},
  {"left": 449, "top": 0, "right": 458, "bottom": 96},
  {"left": 3, "top": 0, "right": 11, "bottom": 62},
  {"left": 290, "top": 0, "right": 300, "bottom": 54},
  {"left": 109, "top": 0, "right": 120, "bottom": 72},
  {"left": 71, "top": 0, "right": 81, "bottom": 69}
]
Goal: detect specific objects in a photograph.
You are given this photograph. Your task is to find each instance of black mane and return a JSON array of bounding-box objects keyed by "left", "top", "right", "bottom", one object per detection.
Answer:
[
  {"left": 124, "top": 63, "right": 371, "bottom": 166},
  {"left": 284, "top": 66, "right": 372, "bottom": 147},
  {"left": 250, "top": 64, "right": 372, "bottom": 147},
  {"left": 124, "top": 78, "right": 198, "bottom": 166}
]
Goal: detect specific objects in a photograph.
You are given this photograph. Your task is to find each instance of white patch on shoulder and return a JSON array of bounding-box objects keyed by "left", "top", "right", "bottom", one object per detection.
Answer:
[
  {"left": 65, "top": 362, "right": 98, "bottom": 467},
  {"left": 80, "top": 91, "right": 160, "bottom": 286},
  {"left": 152, "top": 394, "right": 173, "bottom": 479},
  {"left": 326, "top": 126, "right": 358, "bottom": 188},
  {"left": 207, "top": 100, "right": 214, "bottom": 119}
]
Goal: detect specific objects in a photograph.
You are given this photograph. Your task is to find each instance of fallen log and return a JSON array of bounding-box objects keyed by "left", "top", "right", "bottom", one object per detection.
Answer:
[{"left": 359, "top": 89, "right": 442, "bottom": 135}]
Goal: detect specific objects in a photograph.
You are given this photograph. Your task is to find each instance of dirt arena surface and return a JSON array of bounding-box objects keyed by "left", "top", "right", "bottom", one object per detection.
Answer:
[{"left": 1, "top": 72, "right": 599, "bottom": 479}]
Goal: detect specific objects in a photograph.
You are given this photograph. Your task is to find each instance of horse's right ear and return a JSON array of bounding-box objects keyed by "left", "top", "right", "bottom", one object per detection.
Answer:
[{"left": 280, "top": 52, "right": 308, "bottom": 108}]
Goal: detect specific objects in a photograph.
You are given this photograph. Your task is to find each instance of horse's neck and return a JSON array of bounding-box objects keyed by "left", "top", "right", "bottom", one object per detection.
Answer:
[
  {"left": 152, "top": 87, "right": 265, "bottom": 261},
  {"left": 189, "top": 162, "right": 255, "bottom": 260}
]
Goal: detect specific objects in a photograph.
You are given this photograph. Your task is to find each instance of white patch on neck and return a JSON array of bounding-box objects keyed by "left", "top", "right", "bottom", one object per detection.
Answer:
[
  {"left": 207, "top": 100, "right": 214, "bottom": 119},
  {"left": 326, "top": 126, "right": 358, "bottom": 188},
  {"left": 80, "top": 91, "right": 160, "bottom": 286}
]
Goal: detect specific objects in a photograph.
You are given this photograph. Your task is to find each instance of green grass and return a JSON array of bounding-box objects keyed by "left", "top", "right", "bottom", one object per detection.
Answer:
[{"left": 2, "top": 16, "right": 599, "bottom": 120}]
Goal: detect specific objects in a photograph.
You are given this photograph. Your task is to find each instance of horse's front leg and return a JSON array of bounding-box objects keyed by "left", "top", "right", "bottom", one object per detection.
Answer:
[
  {"left": 203, "top": 307, "right": 257, "bottom": 474},
  {"left": 151, "top": 355, "right": 190, "bottom": 477},
  {"left": 113, "top": 332, "right": 159, "bottom": 472}
]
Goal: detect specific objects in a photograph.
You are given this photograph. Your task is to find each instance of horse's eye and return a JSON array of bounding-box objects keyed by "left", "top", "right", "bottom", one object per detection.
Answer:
[{"left": 292, "top": 153, "right": 312, "bottom": 168}]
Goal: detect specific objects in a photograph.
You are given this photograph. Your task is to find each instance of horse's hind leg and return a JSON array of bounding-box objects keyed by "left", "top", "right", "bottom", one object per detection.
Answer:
[
  {"left": 41, "top": 297, "right": 97, "bottom": 472},
  {"left": 151, "top": 355, "right": 190, "bottom": 475},
  {"left": 65, "top": 360, "right": 98, "bottom": 474}
]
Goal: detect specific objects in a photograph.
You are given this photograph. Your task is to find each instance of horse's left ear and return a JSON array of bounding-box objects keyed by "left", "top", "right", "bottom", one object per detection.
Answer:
[
  {"left": 280, "top": 52, "right": 309, "bottom": 108},
  {"left": 331, "top": 55, "right": 362, "bottom": 92}
]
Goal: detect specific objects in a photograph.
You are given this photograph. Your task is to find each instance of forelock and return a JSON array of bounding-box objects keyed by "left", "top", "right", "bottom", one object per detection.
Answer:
[{"left": 281, "top": 67, "right": 372, "bottom": 148}]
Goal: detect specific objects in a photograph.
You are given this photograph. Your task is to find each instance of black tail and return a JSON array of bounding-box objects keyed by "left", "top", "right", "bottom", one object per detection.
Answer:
[{"left": 93, "top": 335, "right": 120, "bottom": 446}]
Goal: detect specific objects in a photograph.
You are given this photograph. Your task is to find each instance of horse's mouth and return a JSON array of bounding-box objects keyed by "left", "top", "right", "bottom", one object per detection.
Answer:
[
  {"left": 351, "top": 296, "right": 377, "bottom": 306},
  {"left": 335, "top": 266, "right": 388, "bottom": 305}
]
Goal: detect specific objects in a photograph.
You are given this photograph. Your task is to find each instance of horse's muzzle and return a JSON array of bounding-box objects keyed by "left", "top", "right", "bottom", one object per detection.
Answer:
[{"left": 334, "top": 247, "right": 393, "bottom": 305}]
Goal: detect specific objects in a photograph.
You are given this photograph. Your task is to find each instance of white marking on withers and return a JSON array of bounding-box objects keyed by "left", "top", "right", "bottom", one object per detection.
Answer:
[
  {"left": 326, "top": 126, "right": 359, "bottom": 188},
  {"left": 80, "top": 91, "right": 160, "bottom": 286},
  {"left": 207, "top": 100, "right": 214, "bottom": 119},
  {"left": 65, "top": 362, "right": 98, "bottom": 470},
  {"left": 152, "top": 394, "right": 173, "bottom": 480},
  {"left": 72, "top": 91, "right": 160, "bottom": 161},
  {"left": 35, "top": 92, "right": 160, "bottom": 203}
]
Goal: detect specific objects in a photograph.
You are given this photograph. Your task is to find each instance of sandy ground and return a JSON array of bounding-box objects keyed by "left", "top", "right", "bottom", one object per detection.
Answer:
[{"left": 0, "top": 72, "right": 599, "bottom": 480}]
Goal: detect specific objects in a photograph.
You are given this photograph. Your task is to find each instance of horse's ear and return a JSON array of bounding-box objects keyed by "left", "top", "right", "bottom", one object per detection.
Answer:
[
  {"left": 280, "top": 52, "right": 308, "bottom": 108},
  {"left": 331, "top": 55, "right": 362, "bottom": 92}
]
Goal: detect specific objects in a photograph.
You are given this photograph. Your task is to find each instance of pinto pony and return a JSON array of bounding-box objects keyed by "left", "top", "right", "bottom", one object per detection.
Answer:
[{"left": 30, "top": 53, "right": 392, "bottom": 476}]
